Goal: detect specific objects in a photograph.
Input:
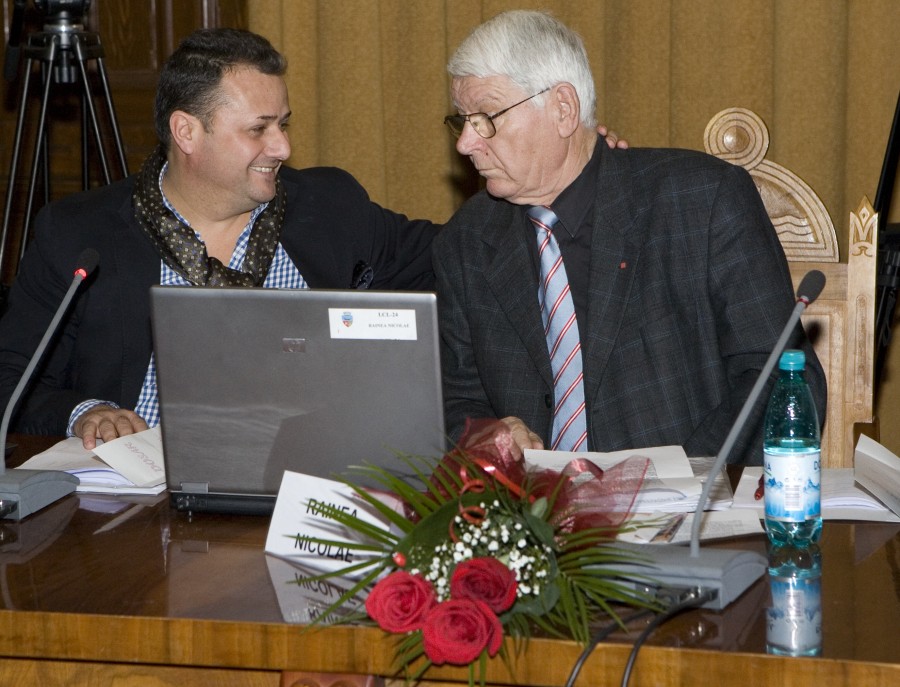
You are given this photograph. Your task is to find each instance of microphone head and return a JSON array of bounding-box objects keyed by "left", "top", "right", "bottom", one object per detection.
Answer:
[
  {"left": 797, "top": 269, "right": 826, "bottom": 305},
  {"left": 74, "top": 248, "right": 100, "bottom": 279}
]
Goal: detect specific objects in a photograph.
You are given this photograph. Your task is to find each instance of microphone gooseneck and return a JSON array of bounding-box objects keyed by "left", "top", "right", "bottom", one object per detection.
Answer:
[
  {"left": 0, "top": 249, "right": 99, "bottom": 519},
  {"left": 688, "top": 269, "right": 826, "bottom": 557}
]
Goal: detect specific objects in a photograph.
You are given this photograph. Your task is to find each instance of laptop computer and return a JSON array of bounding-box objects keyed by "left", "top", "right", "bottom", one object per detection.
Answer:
[{"left": 149, "top": 286, "right": 446, "bottom": 515}]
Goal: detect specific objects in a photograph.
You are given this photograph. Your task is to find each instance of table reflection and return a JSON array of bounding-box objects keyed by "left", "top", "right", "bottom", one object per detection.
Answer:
[
  {"left": 0, "top": 442, "right": 897, "bottom": 668},
  {"left": 766, "top": 544, "right": 823, "bottom": 656},
  {"left": 266, "top": 555, "right": 367, "bottom": 624}
]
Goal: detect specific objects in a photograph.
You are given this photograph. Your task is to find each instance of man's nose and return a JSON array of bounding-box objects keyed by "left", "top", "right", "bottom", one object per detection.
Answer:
[
  {"left": 268, "top": 127, "right": 291, "bottom": 159},
  {"left": 455, "top": 120, "right": 485, "bottom": 156}
]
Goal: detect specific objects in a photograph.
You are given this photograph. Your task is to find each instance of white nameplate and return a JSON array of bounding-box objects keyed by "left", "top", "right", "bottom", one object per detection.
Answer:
[
  {"left": 265, "top": 471, "right": 391, "bottom": 576},
  {"left": 328, "top": 308, "right": 417, "bottom": 340}
]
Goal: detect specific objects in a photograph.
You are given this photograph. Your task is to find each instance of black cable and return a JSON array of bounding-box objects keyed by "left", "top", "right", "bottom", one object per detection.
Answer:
[
  {"left": 563, "top": 608, "right": 656, "bottom": 687},
  {"left": 619, "top": 589, "right": 717, "bottom": 687}
]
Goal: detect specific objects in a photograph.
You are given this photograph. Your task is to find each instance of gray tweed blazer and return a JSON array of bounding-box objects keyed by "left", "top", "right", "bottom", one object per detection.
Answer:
[{"left": 433, "top": 144, "right": 826, "bottom": 465}]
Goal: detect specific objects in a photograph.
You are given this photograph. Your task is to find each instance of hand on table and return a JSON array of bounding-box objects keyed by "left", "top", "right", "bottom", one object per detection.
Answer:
[{"left": 74, "top": 406, "right": 148, "bottom": 450}]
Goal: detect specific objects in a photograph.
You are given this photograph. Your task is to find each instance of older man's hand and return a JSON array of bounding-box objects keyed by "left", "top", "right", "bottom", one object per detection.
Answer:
[
  {"left": 499, "top": 416, "right": 544, "bottom": 460},
  {"left": 598, "top": 123, "right": 628, "bottom": 149}
]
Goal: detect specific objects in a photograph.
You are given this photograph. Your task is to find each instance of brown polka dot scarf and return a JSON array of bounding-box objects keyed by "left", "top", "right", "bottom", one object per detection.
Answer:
[{"left": 132, "top": 145, "right": 285, "bottom": 286}]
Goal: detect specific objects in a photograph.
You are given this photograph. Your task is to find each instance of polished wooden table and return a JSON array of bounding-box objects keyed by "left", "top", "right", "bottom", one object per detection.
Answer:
[{"left": 0, "top": 436, "right": 898, "bottom": 686}]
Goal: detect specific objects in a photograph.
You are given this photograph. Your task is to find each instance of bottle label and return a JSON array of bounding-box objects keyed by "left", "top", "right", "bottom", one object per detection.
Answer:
[{"left": 763, "top": 449, "right": 821, "bottom": 521}]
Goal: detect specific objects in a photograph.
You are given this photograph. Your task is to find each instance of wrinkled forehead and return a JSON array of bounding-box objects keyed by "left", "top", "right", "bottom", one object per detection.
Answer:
[{"left": 450, "top": 74, "right": 526, "bottom": 112}]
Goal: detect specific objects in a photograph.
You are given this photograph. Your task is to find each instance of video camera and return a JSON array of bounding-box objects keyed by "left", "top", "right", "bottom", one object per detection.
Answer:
[
  {"left": 5, "top": 0, "right": 93, "bottom": 83},
  {"left": 34, "top": 0, "right": 91, "bottom": 21}
]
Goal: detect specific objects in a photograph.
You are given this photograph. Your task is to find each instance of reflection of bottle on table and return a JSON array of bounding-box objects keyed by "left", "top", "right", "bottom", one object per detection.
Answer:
[{"left": 766, "top": 545, "right": 822, "bottom": 657}]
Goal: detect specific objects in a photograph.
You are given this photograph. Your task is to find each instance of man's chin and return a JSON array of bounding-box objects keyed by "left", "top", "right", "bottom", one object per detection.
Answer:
[
  {"left": 484, "top": 179, "right": 510, "bottom": 199},
  {"left": 484, "top": 180, "right": 525, "bottom": 204},
  {"left": 250, "top": 184, "right": 278, "bottom": 204}
]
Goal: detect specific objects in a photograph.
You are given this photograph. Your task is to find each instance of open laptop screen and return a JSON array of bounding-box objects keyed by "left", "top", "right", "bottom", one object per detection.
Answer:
[{"left": 150, "top": 286, "right": 445, "bottom": 514}]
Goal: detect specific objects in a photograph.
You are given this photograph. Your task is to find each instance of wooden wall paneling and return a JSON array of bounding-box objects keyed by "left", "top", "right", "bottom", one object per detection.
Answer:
[{"left": 95, "top": 0, "right": 163, "bottom": 172}]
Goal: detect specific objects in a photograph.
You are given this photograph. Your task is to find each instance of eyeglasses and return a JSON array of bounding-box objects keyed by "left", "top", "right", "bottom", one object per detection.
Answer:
[{"left": 443, "top": 88, "right": 550, "bottom": 139}]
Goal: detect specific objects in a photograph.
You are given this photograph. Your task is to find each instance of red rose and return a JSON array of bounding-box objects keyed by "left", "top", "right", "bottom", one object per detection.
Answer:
[
  {"left": 450, "top": 557, "right": 518, "bottom": 613},
  {"left": 365, "top": 571, "right": 436, "bottom": 633},
  {"left": 421, "top": 599, "right": 503, "bottom": 665}
]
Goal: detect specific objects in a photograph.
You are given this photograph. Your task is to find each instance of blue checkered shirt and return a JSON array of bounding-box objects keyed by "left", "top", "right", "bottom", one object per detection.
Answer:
[{"left": 67, "top": 168, "right": 306, "bottom": 435}]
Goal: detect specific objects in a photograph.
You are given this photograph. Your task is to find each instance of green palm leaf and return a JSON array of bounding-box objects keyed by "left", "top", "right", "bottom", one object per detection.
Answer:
[{"left": 284, "top": 447, "right": 659, "bottom": 686}]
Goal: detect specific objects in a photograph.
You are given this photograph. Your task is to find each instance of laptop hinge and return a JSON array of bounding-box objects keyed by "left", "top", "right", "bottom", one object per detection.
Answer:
[{"left": 180, "top": 482, "right": 209, "bottom": 494}]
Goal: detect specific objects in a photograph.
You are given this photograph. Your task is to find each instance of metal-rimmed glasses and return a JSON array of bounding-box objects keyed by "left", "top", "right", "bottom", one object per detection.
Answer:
[{"left": 443, "top": 88, "right": 550, "bottom": 139}]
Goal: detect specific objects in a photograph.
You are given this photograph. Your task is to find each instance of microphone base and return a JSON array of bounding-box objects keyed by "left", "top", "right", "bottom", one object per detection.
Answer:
[
  {"left": 0, "top": 469, "right": 79, "bottom": 520},
  {"left": 606, "top": 541, "right": 767, "bottom": 610}
]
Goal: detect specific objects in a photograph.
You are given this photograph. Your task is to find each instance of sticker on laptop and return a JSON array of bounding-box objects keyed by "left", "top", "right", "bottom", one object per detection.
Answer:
[{"left": 328, "top": 308, "right": 417, "bottom": 340}]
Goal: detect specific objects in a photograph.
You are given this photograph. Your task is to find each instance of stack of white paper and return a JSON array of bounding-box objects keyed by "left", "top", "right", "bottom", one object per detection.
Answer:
[{"left": 18, "top": 427, "right": 166, "bottom": 495}]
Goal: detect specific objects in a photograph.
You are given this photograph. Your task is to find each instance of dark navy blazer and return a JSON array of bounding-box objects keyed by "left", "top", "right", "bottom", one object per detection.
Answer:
[{"left": 0, "top": 166, "right": 438, "bottom": 435}]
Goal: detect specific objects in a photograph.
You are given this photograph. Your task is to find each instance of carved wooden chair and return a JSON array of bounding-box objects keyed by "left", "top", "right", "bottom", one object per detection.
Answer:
[{"left": 704, "top": 108, "right": 878, "bottom": 468}]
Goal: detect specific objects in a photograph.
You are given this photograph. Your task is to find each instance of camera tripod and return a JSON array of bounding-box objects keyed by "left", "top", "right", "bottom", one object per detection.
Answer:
[
  {"left": 0, "top": 11, "right": 128, "bottom": 279},
  {"left": 874, "top": 89, "right": 900, "bottom": 398}
]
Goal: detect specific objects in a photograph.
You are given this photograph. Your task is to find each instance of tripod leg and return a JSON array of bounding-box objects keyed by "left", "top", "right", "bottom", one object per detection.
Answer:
[
  {"left": 23, "top": 127, "right": 51, "bottom": 265},
  {"left": 72, "top": 36, "right": 128, "bottom": 180},
  {"left": 40, "top": 99, "right": 49, "bottom": 207},
  {"left": 19, "top": 44, "right": 57, "bottom": 266},
  {"left": 81, "top": 92, "right": 89, "bottom": 190},
  {"left": 72, "top": 35, "right": 112, "bottom": 185},
  {"left": 0, "top": 54, "right": 37, "bottom": 277},
  {"left": 94, "top": 55, "right": 128, "bottom": 177}
]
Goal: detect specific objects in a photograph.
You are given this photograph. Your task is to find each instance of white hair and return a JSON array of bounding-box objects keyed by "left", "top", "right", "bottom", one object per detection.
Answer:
[{"left": 447, "top": 10, "right": 597, "bottom": 128}]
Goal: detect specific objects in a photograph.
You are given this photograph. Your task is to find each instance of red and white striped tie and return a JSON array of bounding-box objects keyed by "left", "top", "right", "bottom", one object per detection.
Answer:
[{"left": 527, "top": 205, "right": 587, "bottom": 452}]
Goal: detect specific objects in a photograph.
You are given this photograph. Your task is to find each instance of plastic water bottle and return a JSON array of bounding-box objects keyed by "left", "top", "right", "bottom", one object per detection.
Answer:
[{"left": 763, "top": 349, "right": 822, "bottom": 547}]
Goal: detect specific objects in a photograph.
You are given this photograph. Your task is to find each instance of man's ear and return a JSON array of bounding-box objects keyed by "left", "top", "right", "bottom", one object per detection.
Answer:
[
  {"left": 169, "top": 110, "right": 202, "bottom": 155},
  {"left": 551, "top": 83, "right": 581, "bottom": 138}
]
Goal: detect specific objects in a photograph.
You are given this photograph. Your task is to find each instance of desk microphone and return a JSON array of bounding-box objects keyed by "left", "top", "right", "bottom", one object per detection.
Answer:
[
  {"left": 609, "top": 270, "right": 826, "bottom": 609},
  {"left": 0, "top": 248, "right": 100, "bottom": 520}
]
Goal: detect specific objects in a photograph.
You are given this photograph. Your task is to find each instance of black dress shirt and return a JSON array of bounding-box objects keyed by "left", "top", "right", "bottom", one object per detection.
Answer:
[{"left": 524, "top": 137, "right": 602, "bottom": 332}]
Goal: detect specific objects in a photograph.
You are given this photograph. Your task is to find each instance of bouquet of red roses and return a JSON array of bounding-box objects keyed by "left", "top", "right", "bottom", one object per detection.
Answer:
[{"left": 293, "top": 420, "right": 655, "bottom": 685}]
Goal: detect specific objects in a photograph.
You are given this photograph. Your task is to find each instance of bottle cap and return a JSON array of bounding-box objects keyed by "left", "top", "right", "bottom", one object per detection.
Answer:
[{"left": 779, "top": 349, "right": 806, "bottom": 370}]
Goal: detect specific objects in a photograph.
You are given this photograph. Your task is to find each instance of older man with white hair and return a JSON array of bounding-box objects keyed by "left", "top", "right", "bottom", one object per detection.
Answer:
[{"left": 434, "top": 10, "right": 825, "bottom": 465}]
